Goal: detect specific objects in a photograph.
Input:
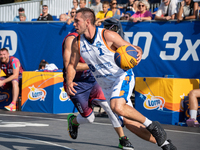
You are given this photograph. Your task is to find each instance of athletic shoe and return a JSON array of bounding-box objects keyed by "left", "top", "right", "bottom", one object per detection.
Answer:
[
  {"left": 118, "top": 136, "right": 134, "bottom": 150},
  {"left": 161, "top": 139, "right": 177, "bottom": 150},
  {"left": 5, "top": 104, "right": 16, "bottom": 111},
  {"left": 186, "top": 118, "right": 199, "bottom": 127},
  {"left": 146, "top": 121, "right": 167, "bottom": 146},
  {"left": 67, "top": 114, "right": 79, "bottom": 139}
]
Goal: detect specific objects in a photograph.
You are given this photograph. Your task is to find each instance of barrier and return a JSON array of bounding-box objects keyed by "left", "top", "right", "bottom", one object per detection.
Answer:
[
  {"left": 0, "top": 20, "right": 200, "bottom": 79},
  {"left": 21, "top": 71, "right": 77, "bottom": 114},
  {"left": 135, "top": 77, "right": 199, "bottom": 125}
]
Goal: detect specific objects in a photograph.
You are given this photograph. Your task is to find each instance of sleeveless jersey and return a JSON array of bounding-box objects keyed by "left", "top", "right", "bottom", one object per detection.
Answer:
[
  {"left": 0, "top": 56, "right": 23, "bottom": 77},
  {"left": 62, "top": 32, "right": 92, "bottom": 82},
  {"left": 78, "top": 27, "right": 133, "bottom": 89}
]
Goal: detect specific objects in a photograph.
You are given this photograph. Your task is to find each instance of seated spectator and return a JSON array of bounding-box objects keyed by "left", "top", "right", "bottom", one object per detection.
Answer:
[
  {"left": 154, "top": 0, "right": 177, "bottom": 21},
  {"left": 110, "top": 0, "right": 121, "bottom": 19},
  {"left": 130, "top": 0, "right": 152, "bottom": 22},
  {"left": 67, "top": 8, "right": 76, "bottom": 25},
  {"left": 177, "top": 0, "right": 198, "bottom": 22},
  {"left": 124, "top": 0, "right": 137, "bottom": 13},
  {"left": 59, "top": 13, "right": 69, "bottom": 21},
  {"left": 72, "top": 0, "right": 80, "bottom": 10},
  {"left": 37, "top": 59, "right": 59, "bottom": 72},
  {"left": 67, "top": 0, "right": 80, "bottom": 18},
  {"left": 13, "top": 7, "right": 28, "bottom": 21},
  {"left": 0, "top": 48, "right": 24, "bottom": 111},
  {"left": 19, "top": 13, "right": 27, "bottom": 21},
  {"left": 120, "top": 12, "right": 131, "bottom": 21},
  {"left": 95, "top": 1, "right": 113, "bottom": 26},
  {"left": 186, "top": 88, "right": 200, "bottom": 127},
  {"left": 90, "top": 0, "right": 103, "bottom": 15},
  {"left": 79, "top": 0, "right": 87, "bottom": 8},
  {"left": 38, "top": 59, "right": 49, "bottom": 70},
  {"left": 37, "top": 5, "right": 53, "bottom": 21}
]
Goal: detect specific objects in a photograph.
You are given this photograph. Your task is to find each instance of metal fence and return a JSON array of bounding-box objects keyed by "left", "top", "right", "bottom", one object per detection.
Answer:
[{"left": 0, "top": 0, "right": 90, "bottom": 21}]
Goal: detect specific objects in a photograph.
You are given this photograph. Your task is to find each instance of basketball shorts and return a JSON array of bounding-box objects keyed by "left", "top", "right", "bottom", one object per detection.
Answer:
[
  {"left": 63, "top": 78, "right": 106, "bottom": 118},
  {"left": 102, "top": 73, "right": 135, "bottom": 126}
]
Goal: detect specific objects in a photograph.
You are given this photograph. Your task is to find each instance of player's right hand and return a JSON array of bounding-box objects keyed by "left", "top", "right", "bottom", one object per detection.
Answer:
[{"left": 66, "top": 82, "right": 78, "bottom": 96}]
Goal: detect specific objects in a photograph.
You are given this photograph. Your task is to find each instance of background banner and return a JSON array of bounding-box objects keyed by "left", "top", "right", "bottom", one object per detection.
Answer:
[{"left": 0, "top": 21, "right": 200, "bottom": 78}]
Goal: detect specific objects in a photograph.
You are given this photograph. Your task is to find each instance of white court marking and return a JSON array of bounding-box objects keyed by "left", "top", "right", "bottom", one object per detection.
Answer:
[
  {"left": 0, "top": 133, "right": 74, "bottom": 150},
  {"left": 0, "top": 122, "right": 49, "bottom": 127},
  {"left": 0, "top": 114, "right": 199, "bottom": 135}
]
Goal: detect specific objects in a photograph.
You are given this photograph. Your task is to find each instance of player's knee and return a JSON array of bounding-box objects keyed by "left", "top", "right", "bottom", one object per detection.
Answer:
[
  {"left": 86, "top": 112, "right": 95, "bottom": 123},
  {"left": 111, "top": 104, "right": 124, "bottom": 116},
  {"left": 11, "top": 80, "right": 19, "bottom": 87}
]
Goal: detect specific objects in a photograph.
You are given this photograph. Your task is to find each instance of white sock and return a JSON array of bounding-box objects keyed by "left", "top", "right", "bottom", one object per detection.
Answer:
[
  {"left": 143, "top": 118, "right": 152, "bottom": 127},
  {"left": 161, "top": 141, "right": 170, "bottom": 147},
  {"left": 190, "top": 110, "right": 197, "bottom": 120}
]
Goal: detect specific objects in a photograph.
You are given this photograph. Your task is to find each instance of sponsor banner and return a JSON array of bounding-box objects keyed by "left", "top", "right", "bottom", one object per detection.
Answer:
[
  {"left": 21, "top": 71, "right": 77, "bottom": 114},
  {"left": 135, "top": 77, "right": 199, "bottom": 125},
  {"left": 0, "top": 88, "right": 12, "bottom": 108},
  {"left": 0, "top": 21, "right": 199, "bottom": 79}
]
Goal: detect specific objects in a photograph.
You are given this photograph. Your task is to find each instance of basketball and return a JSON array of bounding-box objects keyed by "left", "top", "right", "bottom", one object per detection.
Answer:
[{"left": 114, "top": 45, "right": 138, "bottom": 70}]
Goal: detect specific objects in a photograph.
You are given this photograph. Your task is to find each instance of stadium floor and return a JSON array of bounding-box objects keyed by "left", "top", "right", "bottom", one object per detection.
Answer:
[{"left": 0, "top": 109, "right": 199, "bottom": 150}]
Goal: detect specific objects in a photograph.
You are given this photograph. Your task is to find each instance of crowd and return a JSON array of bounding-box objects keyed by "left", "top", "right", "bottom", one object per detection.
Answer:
[{"left": 13, "top": 0, "right": 200, "bottom": 23}]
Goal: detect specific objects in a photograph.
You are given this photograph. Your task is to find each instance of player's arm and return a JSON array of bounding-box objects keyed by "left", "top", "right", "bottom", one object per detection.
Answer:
[
  {"left": 76, "top": 62, "right": 89, "bottom": 71},
  {"left": 66, "top": 38, "right": 80, "bottom": 96},
  {"left": 63, "top": 35, "right": 75, "bottom": 72},
  {"left": 0, "top": 58, "right": 20, "bottom": 85},
  {"left": 104, "top": 30, "right": 143, "bottom": 64}
]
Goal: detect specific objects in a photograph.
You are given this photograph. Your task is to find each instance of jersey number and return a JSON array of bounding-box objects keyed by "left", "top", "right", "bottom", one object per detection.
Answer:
[{"left": 98, "top": 48, "right": 104, "bottom": 56}]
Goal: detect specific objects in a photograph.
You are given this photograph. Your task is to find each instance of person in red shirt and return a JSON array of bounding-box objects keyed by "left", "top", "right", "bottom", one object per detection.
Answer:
[{"left": 0, "top": 48, "right": 23, "bottom": 111}]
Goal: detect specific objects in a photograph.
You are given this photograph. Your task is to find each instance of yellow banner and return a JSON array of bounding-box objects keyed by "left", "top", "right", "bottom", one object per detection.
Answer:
[{"left": 135, "top": 77, "right": 199, "bottom": 112}]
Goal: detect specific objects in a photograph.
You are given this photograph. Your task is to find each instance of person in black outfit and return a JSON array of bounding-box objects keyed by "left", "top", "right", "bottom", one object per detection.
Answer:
[{"left": 37, "top": 5, "right": 53, "bottom": 21}]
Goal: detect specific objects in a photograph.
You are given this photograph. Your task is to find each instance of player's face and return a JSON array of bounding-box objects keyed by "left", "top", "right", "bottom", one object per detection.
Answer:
[
  {"left": 73, "top": 12, "right": 87, "bottom": 35},
  {"left": 0, "top": 50, "right": 9, "bottom": 63}
]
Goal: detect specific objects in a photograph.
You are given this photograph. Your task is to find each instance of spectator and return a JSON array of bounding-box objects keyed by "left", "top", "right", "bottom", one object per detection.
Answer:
[
  {"left": 124, "top": 0, "right": 137, "bottom": 13},
  {"left": 13, "top": 7, "right": 28, "bottom": 21},
  {"left": 120, "top": 12, "right": 131, "bottom": 21},
  {"left": 79, "top": 0, "right": 87, "bottom": 8},
  {"left": 154, "top": 0, "right": 177, "bottom": 21},
  {"left": 67, "top": 8, "right": 76, "bottom": 25},
  {"left": 67, "top": 0, "right": 80, "bottom": 18},
  {"left": 95, "top": 1, "right": 113, "bottom": 26},
  {"left": 186, "top": 89, "right": 200, "bottom": 127},
  {"left": 110, "top": 0, "right": 121, "bottom": 19},
  {"left": 37, "top": 59, "right": 58, "bottom": 72},
  {"left": 0, "top": 48, "right": 24, "bottom": 111},
  {"left": 72, "top": 0, "right": 80, "bottom": 10},
  {"left": 130, "top": 0, "right": 152, "bottom": 22},
  {"left": 90, "top": 0, "right": 103, "bottom": 15},
  {"left": 19, "top": 13, "right": 27, "bottom": 21},
  {"left": 38, "top": 59, "right": 49, "bottom": 70},
  {"left": 177, "top": 0, "right": 198, "bottom": 22},
  {"left": 59, "top": 13, "right": 69, "bottom": 21},
  {"left": 37, "top": 5, "right": 53, "bottom": 21}
]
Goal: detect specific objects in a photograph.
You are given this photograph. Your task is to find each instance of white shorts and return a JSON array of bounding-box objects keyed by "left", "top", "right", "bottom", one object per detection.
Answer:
[{"left": 102, "top": 73, "right": 135, "bottom": 126}]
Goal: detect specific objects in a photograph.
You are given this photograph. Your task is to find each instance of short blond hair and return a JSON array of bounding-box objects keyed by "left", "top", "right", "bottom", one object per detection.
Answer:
[{"left": 137, "top": 0, "right": 150, "bottom": 10}]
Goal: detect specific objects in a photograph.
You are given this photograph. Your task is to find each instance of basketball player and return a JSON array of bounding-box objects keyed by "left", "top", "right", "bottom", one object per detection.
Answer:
[
  {"left": 65, "top": 8, "right": 177, "bottom": 150},
  {"left": 62, "top": 32, "right": 134, "bottom": 149}
]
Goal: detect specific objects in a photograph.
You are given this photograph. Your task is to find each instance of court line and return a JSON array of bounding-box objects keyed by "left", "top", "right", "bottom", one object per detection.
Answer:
[
  {"left": 0, "top": 133, "right": 74, "bottom": 150},
  {"left": 0, "top": 114, "right": 199, "bottom": 135}
]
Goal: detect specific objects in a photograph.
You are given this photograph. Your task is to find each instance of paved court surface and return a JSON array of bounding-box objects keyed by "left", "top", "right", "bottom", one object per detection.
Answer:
[{"left": 0, "top": 109, "right": 200, "bottom": 150}]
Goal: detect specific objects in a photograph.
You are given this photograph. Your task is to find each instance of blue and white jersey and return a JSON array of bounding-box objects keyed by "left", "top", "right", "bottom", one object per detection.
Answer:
[{"left": 78, "top": 27, "right": 134, "bottom": 89}]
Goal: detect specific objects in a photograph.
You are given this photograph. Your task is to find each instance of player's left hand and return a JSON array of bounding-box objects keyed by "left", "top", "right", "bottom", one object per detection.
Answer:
[
  {"left": 134, "top": 46, "right": 143, "bottom": 65},
  {"left": 66, "top": 82, "right": 78, "bottom": 96}
]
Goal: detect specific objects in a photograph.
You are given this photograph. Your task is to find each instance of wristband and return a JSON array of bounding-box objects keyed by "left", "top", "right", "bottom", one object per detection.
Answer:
[{"left": 183, "top": 16, "right": 186, "bottom": 20}]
